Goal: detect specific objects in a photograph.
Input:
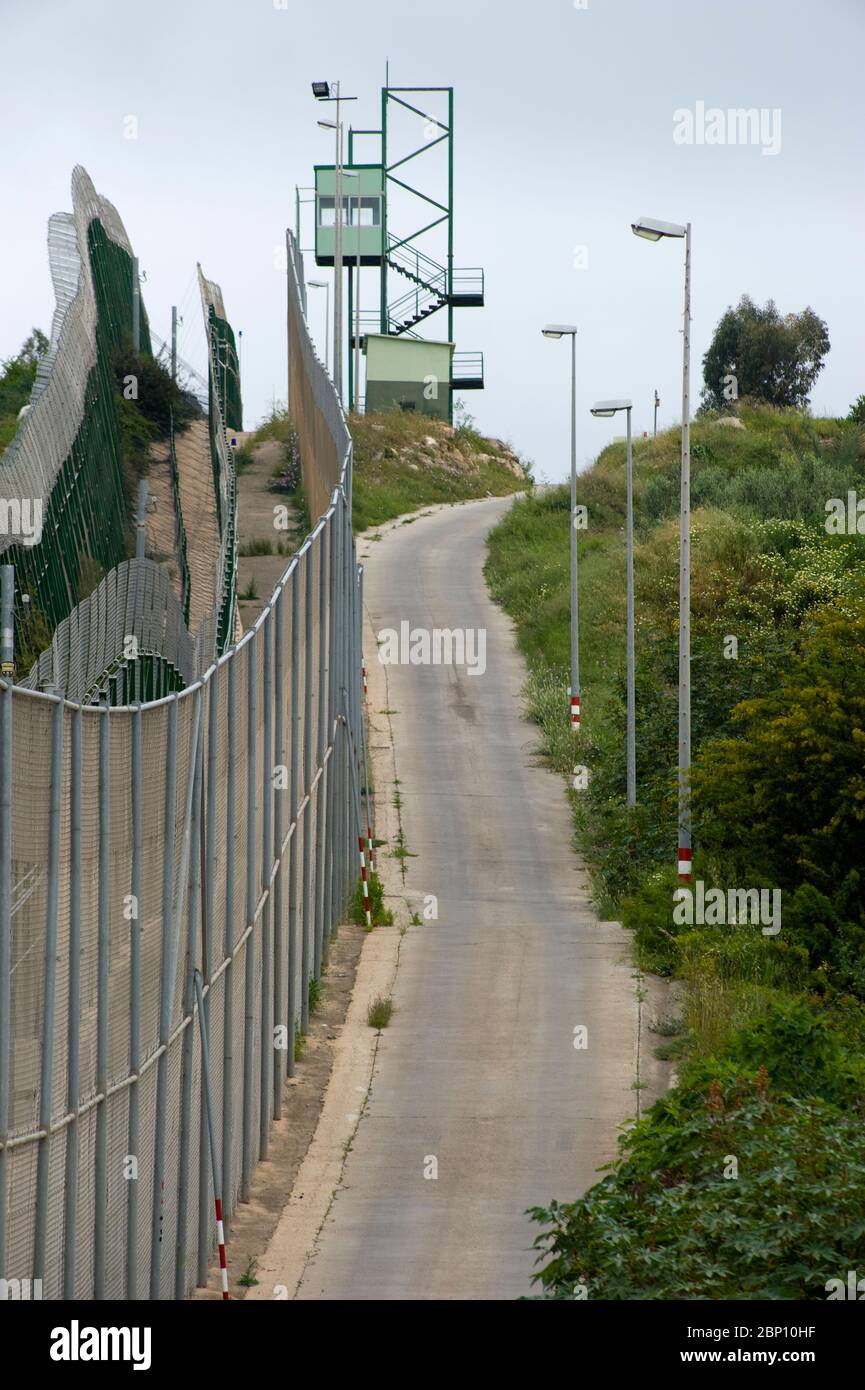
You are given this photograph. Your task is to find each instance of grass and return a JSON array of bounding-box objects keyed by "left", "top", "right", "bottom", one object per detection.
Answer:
[
  {"left": 367, "top": 995, "right": 393, "bottom": 1030},
  {"left": 348, "top": 410, "right": 529, "bottom": 532},
  {"left": 239, "top": 538, "right": 275, "bottom": 557},
  {"left": 308, "top": 976, "right": 322, "bottom": 1015},
  {"left": 353, "top": 872, "right": 394, "bottom": 929}
]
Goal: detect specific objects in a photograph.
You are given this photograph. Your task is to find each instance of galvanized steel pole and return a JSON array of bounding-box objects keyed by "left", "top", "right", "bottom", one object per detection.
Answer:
[
  {"left": 625, "top": 406, "right": 636, "bottom": 807},
  {"left": 127, "top": 703, "right": 143, "bottom": 1296},
  {"left": 242, "top": 641, "right": 257, "bottom": 1200},
  {"left": 33, "top": 690, "right": 63, "bottom": 1284},
  {"left": 62, "top": 702, "right": 82, "bottom": 1298},
  {"left": 0, "top": 569, "right": 13, "bottom": 1277},
  {"left": 678, "top": 225, "right": 692, "bottom": 881},
  {"left": 301, "top": 546, "right": 314, "bottom": 1031},
  {"left": 94, "top": 704, "right": 110, "bottom": 1299}
]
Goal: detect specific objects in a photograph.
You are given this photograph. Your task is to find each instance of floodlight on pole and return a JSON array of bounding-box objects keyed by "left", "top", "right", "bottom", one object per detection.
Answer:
[
  {"left": 632, "top": 213, "right": 692, "bottom": 880},
  {"left": 313, "top": 81, "right": 357, "bottom": 405},
  {"left": 542, "top": 324, "right": 580, "bottom": 731},
  {"left": 590, "top": 398, "right": 636, "bottom": 805}
]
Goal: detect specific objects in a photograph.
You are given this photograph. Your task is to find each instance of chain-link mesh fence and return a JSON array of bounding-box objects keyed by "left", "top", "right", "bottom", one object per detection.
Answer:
[{"left": 0, "top": 216, "right": 364, "bottom": 1301}]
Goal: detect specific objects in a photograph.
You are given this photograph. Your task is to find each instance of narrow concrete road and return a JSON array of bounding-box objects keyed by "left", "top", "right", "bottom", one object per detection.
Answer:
[{"left": 297, "top": 496, "right": 641, "bottom": 1301}]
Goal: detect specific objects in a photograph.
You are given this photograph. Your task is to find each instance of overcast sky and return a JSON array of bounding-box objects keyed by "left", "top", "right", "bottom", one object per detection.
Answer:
[{"left": 1, "top": 0, "right": 862, "bottom": 480}]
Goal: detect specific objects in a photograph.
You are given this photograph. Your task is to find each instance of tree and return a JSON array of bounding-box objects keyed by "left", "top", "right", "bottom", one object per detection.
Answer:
[
  {"left": 700, "top": 295, "right": 830, "bottom": 412},
  {"left": 847, "top": 395, "right": 865, "bottom": 425},
  {"left": 0, "top": 327, "right": 49, "bottom": 417}
]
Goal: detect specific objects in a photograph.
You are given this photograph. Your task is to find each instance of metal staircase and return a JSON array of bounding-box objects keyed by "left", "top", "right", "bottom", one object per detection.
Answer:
[{"left": 383, "top": 233, "right": 484, "bottom": 335}]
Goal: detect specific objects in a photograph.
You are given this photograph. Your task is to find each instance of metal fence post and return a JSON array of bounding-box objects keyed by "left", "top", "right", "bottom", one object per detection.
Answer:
[
  {"left": 314, "top": 527, "right": 329, "bottom": 979},
  {"left": 0, "top": 669, "right": 13, "bottom": 1278},
  {"left": 63, "top": 701, "right": 82, "bottom": 1299},
  {"left": 175, "top": 699, "right": 204, "bottom": 1298},
  {"left": 127, "top": 702, "right": 143, "bottom": 1298},
  {"left": 342, "top": 497, "right": 354, "bottom": 910},
  {"left": 222, "top": 659, "right": 236, "bottom": 1216},
  {"left": 33, "top": 690, "right": 63, "bottom": 1285},
  {"left": 287, "top": 570, "right": 300, "bottom": 1076},
  {"left": 321, "top": 517, "right": 337, "bottom": 968},
  {"left": 301, "top": 546, "right": 314, "bottom": 1031},
  {"left": 332, "top": 499, "right": 346, "bottom": 933},
  {"left": 272, "top": 587, "right": 286, "bottom": 1115},
  {"left": 150, "top": 695, "right": 178, "bottom": 1299},
  {"left": 198, "top": 666, "right": 218, "bottom": 1284},
  {"left": 241, "top": 639, "right": 257, "bottom": 1201},
  {"left": 260, "top": 608, "right": 274, "bottom": 1157},
  {"left": 94, "top": 703, "right": 110, "bottom": 1299}
]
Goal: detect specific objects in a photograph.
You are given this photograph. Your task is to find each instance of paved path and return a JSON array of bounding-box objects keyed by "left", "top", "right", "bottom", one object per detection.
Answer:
[
  {"left": 296, "top": 496, "right": 643, "bottom": 1301},
  {"left": 174, "top": 419, "right": 221, "bottom": 633}
]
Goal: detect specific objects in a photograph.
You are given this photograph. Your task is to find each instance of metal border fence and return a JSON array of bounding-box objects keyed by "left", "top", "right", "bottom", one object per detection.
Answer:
[
  {"left": 0, "top": 169, "right": 150, "bottom": 640},
  {"left": 0, "top": 220, "right": 364, "bottom": 1300}
]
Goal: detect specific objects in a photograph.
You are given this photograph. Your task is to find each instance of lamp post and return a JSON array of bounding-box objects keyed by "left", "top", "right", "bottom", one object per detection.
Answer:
[
  {"left": 542, "top": 324, "right": 580, "bottom": 732},
  {"left": 654, "top": 389, "right": 660, "bottom": 438},
  {"left": 307, "top": 280, "right": 330, "bottom": 371},
  {"left": 590, "top": 400, "right": 635, "bottom": 805},
  {"left": 313, "top": 81, "right": 358, "bottom": 405},
  {"left": 632, "top": 215, "right": 691, "bottom": 880}
]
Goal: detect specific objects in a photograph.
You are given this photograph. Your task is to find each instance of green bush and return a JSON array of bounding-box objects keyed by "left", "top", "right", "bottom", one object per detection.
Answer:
[{"left": 529, "top": 1079, "right": 865, "bottom": 1300}]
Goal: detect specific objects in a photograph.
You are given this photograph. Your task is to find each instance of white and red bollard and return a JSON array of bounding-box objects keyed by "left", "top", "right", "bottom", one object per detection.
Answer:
[
  {"left": 570, "top": 691, "right": 581, "bottom": 732},
  {"left": 678, "top": 845, "right": 692, "bottom": 884},
  {"left": 215, "top": 1196, "right": 229, "bottom": 1300},
  {"left": 358, "top": 835, "right": 372, "bottom": 928}
]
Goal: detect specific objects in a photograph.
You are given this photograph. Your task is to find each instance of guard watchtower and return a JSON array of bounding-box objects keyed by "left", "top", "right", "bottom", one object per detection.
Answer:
[{"left": 308, "top": 83, "right": 484, "bottom": 422}]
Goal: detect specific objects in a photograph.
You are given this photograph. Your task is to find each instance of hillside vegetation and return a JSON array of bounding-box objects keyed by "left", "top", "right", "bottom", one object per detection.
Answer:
[
  {"left": 349, "top": 409, "right": 529, "bottom": 530},
  {"left": 245, "top": 405, "right": 530, "bottom": 539},
  {"left": 485, "top": 403, "right": 865, "bottom": 1299}
]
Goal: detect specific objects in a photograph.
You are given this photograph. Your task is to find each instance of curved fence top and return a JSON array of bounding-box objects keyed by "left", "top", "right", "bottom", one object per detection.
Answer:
[
  {"left": 22, "top": 557, "right": 197, "bottom": 701},
  {"left": 0, "top": 167, "right": 136, "bottom": 556}
]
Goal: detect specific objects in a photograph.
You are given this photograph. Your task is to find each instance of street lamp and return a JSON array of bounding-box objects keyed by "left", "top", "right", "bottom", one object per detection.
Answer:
[
  {"left": 307, "top": 280, "right": 330, "bottom": 371},
  {"left": 313, "top": 82, "right": 358, "bottom": 404},
  {"left": 590, "top": 399, "right": 635, "bottom": 806},
  {"left": 654, "top": 389, "right": 660, "bottom": 438},
  {"left": 631, "top": 214, "right": 691, "bottom": 881},
  {"left": 542, "top": 324, "right": 580, "bottom": 733}
]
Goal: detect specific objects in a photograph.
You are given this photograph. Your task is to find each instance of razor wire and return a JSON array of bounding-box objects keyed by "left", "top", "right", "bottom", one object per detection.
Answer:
[{"left": 0, "top": 211, "right": 363, "bottom": 1301}]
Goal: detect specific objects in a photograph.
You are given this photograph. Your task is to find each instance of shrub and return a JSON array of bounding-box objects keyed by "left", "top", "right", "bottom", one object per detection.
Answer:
[{"left": 529, "top": 1079, "right": 865, "bottom": 1300}]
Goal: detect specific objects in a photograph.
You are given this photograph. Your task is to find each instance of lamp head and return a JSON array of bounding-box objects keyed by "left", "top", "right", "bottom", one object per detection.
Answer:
[
  {"left": 590, "top": 398, "right": 632, "bottom": 417},
  {"left": 631, "top": 216, "right": 686, "bottom": 241},
  {"left": 542, "top": 324, "right": 577, "bottom": 339}
]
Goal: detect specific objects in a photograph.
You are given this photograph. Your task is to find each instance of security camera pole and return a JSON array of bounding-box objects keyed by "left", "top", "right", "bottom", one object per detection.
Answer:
[
  {"left": 632, "top": 216, "right": 691, "bottom": 880},
  {"left": 542, "top": 324, "right": 580, "bottom": 731}
]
